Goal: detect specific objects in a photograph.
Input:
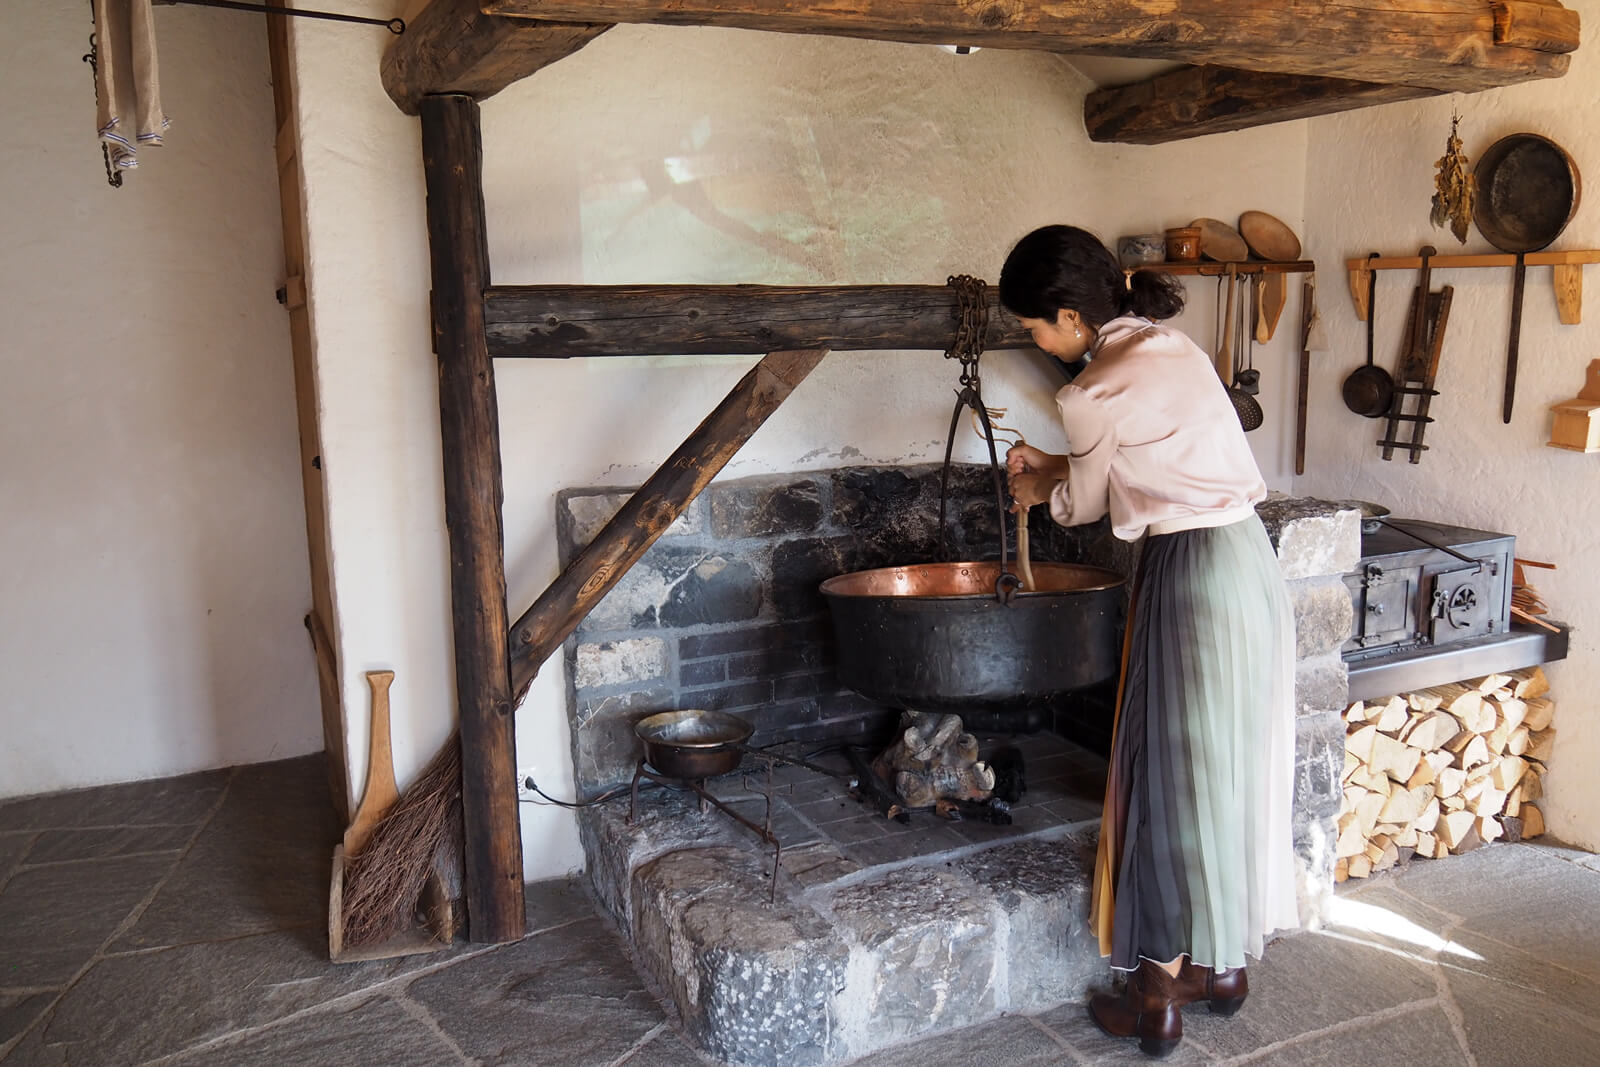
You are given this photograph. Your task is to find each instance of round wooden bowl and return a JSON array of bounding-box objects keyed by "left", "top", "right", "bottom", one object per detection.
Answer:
[
  {"left": 1238, "top": 210, "right": 1301, "bottom": 261},
  {"left": 1190, "top": 217, "right": 1248, "bottom": 262}
]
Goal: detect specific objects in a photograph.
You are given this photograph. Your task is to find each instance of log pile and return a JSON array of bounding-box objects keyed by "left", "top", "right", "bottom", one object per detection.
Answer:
[{"left": 1336, "top": 666, "right": 1554, "bottom": 882}]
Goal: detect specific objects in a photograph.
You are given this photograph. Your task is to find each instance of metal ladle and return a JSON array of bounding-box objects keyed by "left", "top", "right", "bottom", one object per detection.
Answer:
[{"left": 1342, "top": 253, "right": 1393, "bottom": 417}]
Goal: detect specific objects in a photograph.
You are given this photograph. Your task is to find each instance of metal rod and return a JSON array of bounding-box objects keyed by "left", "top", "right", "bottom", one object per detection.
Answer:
[{"left": 160, "top": 0, "right": 404, "bottom": 33}]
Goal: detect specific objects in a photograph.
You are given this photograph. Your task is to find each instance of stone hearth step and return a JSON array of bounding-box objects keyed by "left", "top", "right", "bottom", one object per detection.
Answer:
[{"left": 579, "top": 787, "right": 1103, "bottom": 1066}]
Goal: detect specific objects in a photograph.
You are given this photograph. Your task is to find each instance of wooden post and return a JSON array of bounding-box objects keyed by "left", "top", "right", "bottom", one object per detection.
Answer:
[
  {"left": 508, "top": 347, "right": 829, "bottom": 700},
  {"left": 419, "top": 93, "right": 525, "bottom": 944}
]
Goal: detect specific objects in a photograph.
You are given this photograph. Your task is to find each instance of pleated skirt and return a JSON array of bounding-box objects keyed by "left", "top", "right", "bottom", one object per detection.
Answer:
[{"left": 1091, "top": 514, "right": 1299, "bottom": 972}]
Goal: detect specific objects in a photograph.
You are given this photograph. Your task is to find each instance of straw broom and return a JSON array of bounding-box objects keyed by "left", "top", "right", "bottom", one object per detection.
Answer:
[{"left": 339, "top": 732, "right": 463, "bottom": 950}]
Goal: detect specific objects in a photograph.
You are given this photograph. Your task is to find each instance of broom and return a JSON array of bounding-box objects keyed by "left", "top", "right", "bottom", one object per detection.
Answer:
[{"left": 339, "top": 731, "right": 463, "bottom": 950}]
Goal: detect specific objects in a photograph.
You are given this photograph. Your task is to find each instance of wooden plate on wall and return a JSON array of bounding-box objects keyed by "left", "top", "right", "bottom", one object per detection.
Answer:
[
  {"left": 1238, "top": 210, "right": 1302, "bottom": 261},
  {"left": 1190, "top": 217, "right": 1249, "bottom": 262}
]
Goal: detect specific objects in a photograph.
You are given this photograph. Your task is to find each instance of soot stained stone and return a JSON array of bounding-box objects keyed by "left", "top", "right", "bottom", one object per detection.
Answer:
[
  {"left": 710, "top": 481, "right": 824, "bottom": 540},
  {"left": 659, "top": 556, "right": 763, "bottom": 627},
  {"left": 831, "top": 467, "right": 923, "bottom": 528},
  {"left": 771, "top": 536, "right": 861, "bottom": 618}
]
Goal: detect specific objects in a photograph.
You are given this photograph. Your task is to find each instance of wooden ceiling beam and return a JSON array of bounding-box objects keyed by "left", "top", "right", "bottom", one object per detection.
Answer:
[
  {"left": 381, "top": 0, "right": 611, "bottom": 115},
  {"left": 481, "top": 0, "right": 1575, "bottom": 93},
  {"left": 1086, "top": 66, "right": 1439, "bottom": 145}
]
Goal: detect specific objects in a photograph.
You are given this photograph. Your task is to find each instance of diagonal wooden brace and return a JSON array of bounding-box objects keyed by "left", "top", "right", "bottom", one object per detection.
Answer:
[{"left": 507, "top": 347, "right": 830, "bottom": 701}]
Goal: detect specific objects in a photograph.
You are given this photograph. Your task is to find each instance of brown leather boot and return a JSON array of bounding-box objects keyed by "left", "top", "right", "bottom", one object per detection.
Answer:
[
  {"left": 1173, "top": 958, "right": 1249, "bottom": 1015},
  {"left": 1088, "top": 959, "right": 1183, "bottom": 1057}
]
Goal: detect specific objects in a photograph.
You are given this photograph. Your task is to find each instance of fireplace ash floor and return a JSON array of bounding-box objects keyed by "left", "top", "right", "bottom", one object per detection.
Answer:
[{"left": 3, "top": 752, "right": 1600, "bottom": 1066}]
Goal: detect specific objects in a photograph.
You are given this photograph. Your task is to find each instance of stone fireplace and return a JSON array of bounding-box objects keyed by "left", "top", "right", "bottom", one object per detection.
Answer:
[{"left": 555, "top": 468, "right": 1357, "bottom": 1065}]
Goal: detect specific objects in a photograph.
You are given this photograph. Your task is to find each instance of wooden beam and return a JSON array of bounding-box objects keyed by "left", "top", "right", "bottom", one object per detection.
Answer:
[
  {"left": 483, "top": 0, "right": 1575, "bottom": 93},
  {"left": 382, "top": 0, "right": 610, "bottom": 114},
  {"left": 1492, "top": 1, "right": 1581, "bottom": 53},
  {"left": 483, "top": 284, "right": 1031, "bottom": 357},
  {"left": 1086, "top": 65, "right": 1438, "bottom": 145},
  {"left": 419, "top": 94, "right": 525, "bottom": 944},
  {"left": 508, "top": 348, "right": 829, "bottom": 700}
]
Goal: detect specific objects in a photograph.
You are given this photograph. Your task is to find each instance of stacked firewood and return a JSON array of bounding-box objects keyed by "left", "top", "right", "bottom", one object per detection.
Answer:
[{"left": 1336, "top": 666, "right": 1554, "bottom": 882}]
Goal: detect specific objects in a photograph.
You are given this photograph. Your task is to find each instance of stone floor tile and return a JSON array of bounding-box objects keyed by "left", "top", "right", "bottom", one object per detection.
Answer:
[
  {"left": 0, "top": 834, "right": 34, "bottom": 880},
  {"left": 1444, "top": 961, "right": 1600, "bottom": 1067},
  {"left": 113, "top": 756, "right": 338, "bottom": 951},
  {"left": 1173, "top": 929, "right": 1437, "bottom": 1059},
  {"left": 524, "top": 873, "right": 608, "bottom": 934},
  {"left": 1433, "top": 928, "right": 1600, "bottom": 1029},
  {"left": 40, "top": 927, "right": 461, "bottom": 1064},
  {"left": 0, "top": 770, "right": 229, "bottom": 832},
  {"left": 162, "top": 994, "right": 464, "bottom": 1067},
  {"left": 1235, "top": 1002, "right": 1462, "bottom": 1066},
  {"left": 1034, "top": 998, "right": 1217, "bottom": 1064},
  {"left": 616, "top": 1026, "right": 721, "bottom": 1066},
  {"left": 0, "top": 852, "right": 174, "bottom": 987},
  {"left": 846, "top": 1014, "right": 1070, "bottom": 1067},
  {"left": 0, "top": 1022, "right": 70, "bottom": 1067},
  {"left": 406, "top": 915, "right": 668, "bottom": 1067},
  {"left": 0, "top": 994, "right": 56, "bottom": 1055},
  {"left": 22, "top": 824, "right": 195, "bottom": 866}
]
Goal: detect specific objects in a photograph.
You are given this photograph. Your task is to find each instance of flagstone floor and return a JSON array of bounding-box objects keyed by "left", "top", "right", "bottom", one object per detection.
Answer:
[{"left": 3, "top": 753, "right": 1599, "bottom": 1066}]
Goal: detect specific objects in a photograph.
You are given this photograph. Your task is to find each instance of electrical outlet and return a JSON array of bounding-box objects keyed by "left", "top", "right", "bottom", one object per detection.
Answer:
[{"left": 516, "top": 768, "right": 539, "bottom": 800}]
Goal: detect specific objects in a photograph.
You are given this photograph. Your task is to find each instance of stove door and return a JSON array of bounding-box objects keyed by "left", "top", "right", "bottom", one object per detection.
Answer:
[
  {"left": 1427, "top": 564, "right": 1498, "bottom": 644},
  {"left": 1345, "top": 564, "right": 1419, "bottom": 652}
]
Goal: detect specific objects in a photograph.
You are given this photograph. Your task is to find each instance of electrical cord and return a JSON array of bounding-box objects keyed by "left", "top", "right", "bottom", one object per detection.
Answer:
[{"left": 519, "top": 775, "right": 631, "bottom": 808}]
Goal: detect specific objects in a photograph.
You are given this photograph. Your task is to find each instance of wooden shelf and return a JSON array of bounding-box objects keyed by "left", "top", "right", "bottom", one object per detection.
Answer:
[
  {"left": 1345, "top": 249, "right": 1600, "bottom": 323},
  {"left": 1138, "top": 259, "right": 1316, "bottom": 277}
]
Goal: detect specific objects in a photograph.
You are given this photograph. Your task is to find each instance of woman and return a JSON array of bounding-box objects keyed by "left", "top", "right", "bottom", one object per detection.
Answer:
[{"left": 999, "top": 225, "right": 1298, "bottom": 1058}]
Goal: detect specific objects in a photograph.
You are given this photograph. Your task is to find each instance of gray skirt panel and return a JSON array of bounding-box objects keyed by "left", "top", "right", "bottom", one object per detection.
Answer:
[{"left": 1108, "top": 514, "right": 1297, "bottom": 971}]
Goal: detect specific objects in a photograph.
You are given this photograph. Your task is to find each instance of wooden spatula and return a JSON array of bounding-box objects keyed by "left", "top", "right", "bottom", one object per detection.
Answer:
[{"left": 1256, "top": 273, "right": 1288, "bottom": 343}]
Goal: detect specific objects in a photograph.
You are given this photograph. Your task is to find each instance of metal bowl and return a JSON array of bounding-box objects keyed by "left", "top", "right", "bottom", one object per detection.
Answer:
[{"left": 634, "top": 709, "right": 753, "bottom": 778}]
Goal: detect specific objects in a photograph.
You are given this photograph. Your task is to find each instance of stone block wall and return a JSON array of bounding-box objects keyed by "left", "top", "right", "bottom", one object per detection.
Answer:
[
  {"left": 1257, "top": 496, "right": 1363, "bottom": 928},
  {"left": 557, "top": 464, "right": 1133, "bottom": 797}
]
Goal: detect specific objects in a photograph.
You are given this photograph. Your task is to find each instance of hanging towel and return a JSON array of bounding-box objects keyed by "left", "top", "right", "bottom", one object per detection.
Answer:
[{"left": 92, "top": 0, "right": 169, "bottom": 171}]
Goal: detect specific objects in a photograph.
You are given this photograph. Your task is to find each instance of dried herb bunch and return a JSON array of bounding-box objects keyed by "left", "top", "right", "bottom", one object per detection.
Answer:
[{"left": 1431, "top": 114, "right": 1476, "bottom": 244}]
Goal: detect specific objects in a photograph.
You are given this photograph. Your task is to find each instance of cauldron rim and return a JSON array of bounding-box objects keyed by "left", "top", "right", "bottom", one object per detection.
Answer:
[{"left": 820, "top": 560, "right": 1125, "bottom": 600}]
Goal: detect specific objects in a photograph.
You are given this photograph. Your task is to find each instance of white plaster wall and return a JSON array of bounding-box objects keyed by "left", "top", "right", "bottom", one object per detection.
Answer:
[
  {"left": 291, "top": 13, "right": 1308, "bottom": 878},
  {"left": 0, "top": 3, "right": 321, "bottom": 796},
  {"left": 1298, "top": 4, "right": 1600, "bottom": 848}
]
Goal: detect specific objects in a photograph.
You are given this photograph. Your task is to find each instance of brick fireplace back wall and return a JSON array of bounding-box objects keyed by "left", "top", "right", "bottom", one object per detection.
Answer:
[{"left": 557, "top": 464, "right": 1136, "bottom": 797}]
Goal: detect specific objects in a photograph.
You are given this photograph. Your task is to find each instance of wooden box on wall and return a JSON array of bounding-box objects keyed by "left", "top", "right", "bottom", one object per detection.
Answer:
[{"left": 1548, "top": 359, "right": 1600, "bottom": 454}]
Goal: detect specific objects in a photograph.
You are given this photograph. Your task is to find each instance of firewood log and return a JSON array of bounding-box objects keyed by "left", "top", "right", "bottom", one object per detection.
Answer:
[
  {"left": 1413, "top": 796, "right": 1441, "bottom": 834},
  {"left": 1513, "top": 666, "right": 1550, "bottom": 700},
  {"left": 1521, "top": 803, "right": 1546, "bottom": 838},
  {"left": 1524, "top": 697, "right": 1555, "bottom": 732},
  {"left": 1436, "top": 810, "right": 1477, "bottom": 850},
  {"left": 1373, "top": 696, "right": 1409, "bottom": 734},
  {"left": 1525, "top": 729, "right": 1556, "bottom": 764},
  {"left": 1348, "top": 854, "right": 1373, "bottom": 879},
  {"left": 1404, "top": 711, "right": 1460, "bottom": 753}
]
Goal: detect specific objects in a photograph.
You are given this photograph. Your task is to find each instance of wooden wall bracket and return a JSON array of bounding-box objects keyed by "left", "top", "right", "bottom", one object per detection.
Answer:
[{"left": 1346, "top": 250, "right": 1600, "bottom": 324}]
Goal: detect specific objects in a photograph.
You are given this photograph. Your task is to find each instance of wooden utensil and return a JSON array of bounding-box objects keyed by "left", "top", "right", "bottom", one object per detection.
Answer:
[
  {"left": 1295, "top": 279, "right": 1315, "bottom": 475},
  {"left": 1256, "top": 273, "right": 1288, "bottom": 342},
  {"left": 1216, "top": 264, "right": 1238, "bottom": 383},
  {"left": 1472, "top": 133, "right": 1581, "bottom": 424},
  {"left": 1238, "top": 210, "right": 1302, "bottom": 262},
  {"left": 344, "top": 670, "right": 398, "bottom": 855}
]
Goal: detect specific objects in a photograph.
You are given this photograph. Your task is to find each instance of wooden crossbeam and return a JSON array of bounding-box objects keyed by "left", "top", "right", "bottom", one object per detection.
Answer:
[
  {"left": 483, "top": 284, "right": 1031, "bottom": 357},
  {"left": 482, "top": 0, "right": 1575, "bottom": 93},
  {"left": 382, "top": 0, "right": 610, "bottom": 114},
  {"left": 1085, "top": 66, "right": 1438, "bottom": 145},
  {"left": 507, "top": 348, "right": 830, "bottom": 700}
]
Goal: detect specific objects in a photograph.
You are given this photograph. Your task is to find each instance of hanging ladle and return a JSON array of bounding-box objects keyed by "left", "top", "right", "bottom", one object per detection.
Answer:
[{"left": 1342, "top": 252, "right": 1392, "bottom": 418}]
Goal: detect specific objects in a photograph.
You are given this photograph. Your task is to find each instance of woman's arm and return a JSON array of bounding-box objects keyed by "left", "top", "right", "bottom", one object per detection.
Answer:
[{"left": 1006, "top": 443, "right": 1070, "bottom": 480}]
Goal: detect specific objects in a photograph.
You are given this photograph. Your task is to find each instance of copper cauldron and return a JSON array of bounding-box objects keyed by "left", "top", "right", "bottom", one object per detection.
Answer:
[{"left": 820, "top": 560, "right": 1125, "bottom": 721}]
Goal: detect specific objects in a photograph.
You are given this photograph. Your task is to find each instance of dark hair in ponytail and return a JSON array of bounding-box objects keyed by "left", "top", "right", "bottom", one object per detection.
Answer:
[{"left": 998, "top": 224, "right": 1185, "bottom": 329}]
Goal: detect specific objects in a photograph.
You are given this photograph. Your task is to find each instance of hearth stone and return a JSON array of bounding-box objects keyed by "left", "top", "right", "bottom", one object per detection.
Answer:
[{"left": 578, "top": 735, "right": 1109, "bottom": 1066}]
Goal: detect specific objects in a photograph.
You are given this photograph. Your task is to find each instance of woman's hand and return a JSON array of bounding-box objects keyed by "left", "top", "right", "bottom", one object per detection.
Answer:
[
  {"left": 1008, "top": 471, "right": 1060, "bottom": 512},
  {"left": 1006, "top": 443, "right": 1068, "bottom": 479}
]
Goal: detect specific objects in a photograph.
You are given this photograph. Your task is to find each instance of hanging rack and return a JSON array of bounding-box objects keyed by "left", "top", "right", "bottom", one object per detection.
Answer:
[{"left": 153, "top": 0, "right": 405, "bottom": 33}]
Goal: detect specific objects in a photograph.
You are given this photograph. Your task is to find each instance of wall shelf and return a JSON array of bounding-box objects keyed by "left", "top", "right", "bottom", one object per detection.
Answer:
[
  {"left": 1345, "top": 249, "right": 1600, "bottom": 323},
  {"left": 1138, "top": 259, "right": 1316, "bottom": 277}
]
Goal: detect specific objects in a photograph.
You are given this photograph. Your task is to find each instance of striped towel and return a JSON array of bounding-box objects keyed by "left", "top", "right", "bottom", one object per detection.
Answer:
[{"left": 93, "top": 0, "right": 170, "bottom": 171}]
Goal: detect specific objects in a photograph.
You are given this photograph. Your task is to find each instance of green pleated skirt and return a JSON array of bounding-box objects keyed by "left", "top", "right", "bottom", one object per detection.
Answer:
[{"left": 1095, "top": 514, "right": 1299, "bottom": 972}]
